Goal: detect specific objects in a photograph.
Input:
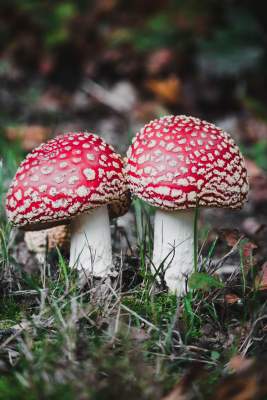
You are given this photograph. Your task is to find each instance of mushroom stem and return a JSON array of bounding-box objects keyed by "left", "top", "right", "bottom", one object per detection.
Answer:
[
  {"left": 153, "top": 209, "right": 194, "bottom": 294},
  {"left": 69, "top": 205, "right": 113, "bottom": 284}
]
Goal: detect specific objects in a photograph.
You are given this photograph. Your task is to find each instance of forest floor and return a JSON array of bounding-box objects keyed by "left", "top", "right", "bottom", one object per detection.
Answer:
[{"left": 0, "top": 77, "right": 267, "bottom": 400}]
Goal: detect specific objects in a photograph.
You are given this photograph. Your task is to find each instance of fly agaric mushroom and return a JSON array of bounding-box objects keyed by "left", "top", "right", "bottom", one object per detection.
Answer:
[
  {"left": 125, "top": 115, "right": 249, "bottom": 294},
  {"left": 25, "top": 225, "right": 70, "bottom": 263},
  {"left": 6, "top": 132, "right": 130, "bottom": 284}
]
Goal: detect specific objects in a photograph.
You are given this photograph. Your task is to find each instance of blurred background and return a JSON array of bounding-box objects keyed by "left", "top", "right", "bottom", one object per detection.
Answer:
[{"left": 0, "top": 0, "right": 267, "bottom": 260}]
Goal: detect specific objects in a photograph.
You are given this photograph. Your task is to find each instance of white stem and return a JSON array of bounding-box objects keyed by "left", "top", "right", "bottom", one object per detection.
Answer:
[
  {"left": 153, "top": 209, "right": 194, "bottom": 294},
  {"left": 69, "top": 206, "right": 113, "bottom": 284}
]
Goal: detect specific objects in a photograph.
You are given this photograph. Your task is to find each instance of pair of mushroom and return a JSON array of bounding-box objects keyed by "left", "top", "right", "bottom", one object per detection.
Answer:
[{"left": 6, "top": 116, "right": 249, "bottom": 293}]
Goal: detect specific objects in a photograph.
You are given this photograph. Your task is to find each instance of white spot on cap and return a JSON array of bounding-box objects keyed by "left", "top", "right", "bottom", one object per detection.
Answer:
[
  {"left": 41, "top": 166, "right": 54, "bottom": 175},
  {"left": 69, "top": 176, "right": 79, "bottom": 185},
  {"left": 86, "top": 153, "right": 95, "bottom": 161},
  {"left": 76, "top": 186, "right": 89, "bottom": 197},
  {"left": 177, "top": 178, "right": 189, "bottom": 186},
  {"left": 30, "top": 174, "right": 39, "bottom": 182},
  {"left": 14, "top": 190, "right": 22, "bottom": 201},
  {"left": 83, "top": 168, "right": 96, "bottom": 181},
  {"left": 54, "top": 175, "right": 65, "bottom": 184},
  {"left": 39, "top": 185, "right": 47, "bottom": 192}
]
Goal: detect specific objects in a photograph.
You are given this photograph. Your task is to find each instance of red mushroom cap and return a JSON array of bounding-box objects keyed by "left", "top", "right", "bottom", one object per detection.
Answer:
[
  {"left": 125, "top": 115, "right": 249, "bottom": 210},
  {"left": 6, "top": 132, "right": 128, "bottom": 229}
]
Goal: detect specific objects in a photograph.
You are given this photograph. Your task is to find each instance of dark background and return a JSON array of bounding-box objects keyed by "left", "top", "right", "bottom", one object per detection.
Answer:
[{"left": 1, "top": 0, "right": 267, "bottom": 251}]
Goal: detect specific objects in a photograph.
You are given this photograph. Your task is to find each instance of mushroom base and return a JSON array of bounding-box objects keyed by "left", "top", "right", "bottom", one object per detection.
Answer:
[
  {"left": 69, "top": 206, "right": 113, "bottom": 285},
  {"left": 153, "top": 209, "right": 194, "bottom": 294}
]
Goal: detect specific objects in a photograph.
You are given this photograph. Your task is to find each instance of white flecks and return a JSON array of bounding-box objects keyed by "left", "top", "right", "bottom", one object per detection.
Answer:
[
  {"left": 72, "top": 158, "right": 82, "bottom": 164},
  {"left": 148, "top": 140, "right": 156, "bottom": 148},
  {"left": 41, "top": 166, "right": 54, "bottom": 175},
  {"left": 39, "top": 185, "right": 47, "bottom": 192},
  {"left": 180, "top": 166, "right": 188, "bottom": 174},
  {"left": 171, "top": 189, "right": 182, "bottom": 197},
  {"left": 136, "top": 147, "right": 144, "bottom": 155},
  {"left": 49, "top": 187, "right": 57, "bottom": 196},
  {"left": 166, "top": 142, "right": 175, "bottom": 151},
  {"left": 207, "top": 153, "right": 214, "bottom": 161},
  {"left": 83, "top": 168, "right": 96, "bottom": 181},
  {"left": 168, "top": 160, "right": 177, "bottom": 167},
  {"left": 155, "top": 186, "right": 171, "bottom": 196},
  {"left": 30, "top": 174, "right": 39, "bottom": 182},
  {"left": 54, "top": 175, "right": 65, "bottom": 184},
  {"left": 69, "top": 175, "right": 79, "bottom": 185},
  {"left": 178, "top": 138, "right": 186, "bottom": 144},
  {"left": 177, "top": 178, "right": 189, "bottom": 186},
  {"left": 197, "top": 179, "right": 204, "bottom": 189},
  {"left": 188, "top": 191, "right": 197, "bottom": 201},
  {"left": 217, "top": 159, "right": 225, "bottom": 167},
  {"left": 86, "top": 153, "right": 95, "bottom": 161},
  {"left": 112, "top": 161, "right": 120, "bottom": 169},
  {"left": 14, "top": 190, "right": 22, "bottom": 201},
  {"left": 60, "top": 162, "right": 68, "bottom": 168},
  {"left": 173, "top": 146, "right": 182, "bottom": 152},
  {"left": 76, "top": 185, "right": 89, "bottom": 197}
]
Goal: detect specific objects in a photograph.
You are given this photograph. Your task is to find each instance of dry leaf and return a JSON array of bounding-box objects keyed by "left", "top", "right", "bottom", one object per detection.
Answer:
[
  {"left": 162, "top": 385, "right": 188, "bottom": 400},
  {"left": 213, "top": 359, "right": 267, "bottom": 400},
  {"left": 224, "top": 293, "right": 241, "bottom": 305},
  {"left": 220, "top": 229, "right": 241, "bottom": 247},
  {"left": 25, "top": 225, "right": 70, "bottom": 257},
  {"left": 255, "top": 261, "right": 267, "bottom": 291},
  {"left": 6, "top": 125, "right": 51, "bottom": 151},
  {"left": 162, "top": 366, "right": 204, "bottom": 400},
  {"left": 146, "top": 48, "right": 174, "bottom": 75},
  {"left": 146, "top": 75, "right": 182, "bottom": 104},
  {"left": 243, "top": 117, "right": 267, "bottom": 142},
  {"left": 244, "top": 158, "right": 263, "bottom": 179},
  {"left": 227, "top": 355, "right": 254, "bottom": 372}
]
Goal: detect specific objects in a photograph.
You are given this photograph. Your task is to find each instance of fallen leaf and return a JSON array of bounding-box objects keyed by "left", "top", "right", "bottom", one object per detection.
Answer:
[
  {"left": 224, "top": 294, "right": 241, "bottom": 305},
  {"left": 162, "top": 366, "right": 205, "bottom": 400},
  {"left": 227, "top": 355, "right": 254, "bottom": 372},
  {"left": 6, "top": 125, "right": 51, "bottom": 151},
  {"left": 243, "top": 117, "right": 267, "bottom": 142},
  {"left": 255, "top": 261, "right": 267, "bottom": 291},
  {"left": 146, "top": 75, "right": 182, "bottom": 104},
  {"left": 146, "top": 48, "right": 174, "bottom": 76},
  {"left": 220, "top": 229, "right": 241, "bottom": 247},
  {"left": 244, "top": 158, "right": 263, "bottom": 179},
  {"left": 213, "top": 359, "right": 267, "bottom": 400},
  {"left": 242, "top": 217, "right": 262, "bottom": 235}
]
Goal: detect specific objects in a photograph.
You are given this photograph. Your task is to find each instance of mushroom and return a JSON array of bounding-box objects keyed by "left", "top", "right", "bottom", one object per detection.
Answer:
[
  {"left": 6, "top": 132, "right": 130, "bottom": 284},
  {"left": 125, "top": 115, "right": 249, "bottom": 294},
  {"left": 24, "top": 225, "right": 70, "bottom": 263}
]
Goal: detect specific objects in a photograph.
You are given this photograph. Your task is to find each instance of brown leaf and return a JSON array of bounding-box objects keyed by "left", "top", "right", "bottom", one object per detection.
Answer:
[
  {"left": 162, "top": 366, "right": 205, "bottom": 400},
  {"left": 240, "top": 240, "right": 257, "bottom": 273},
  {"left": 255, "top": 261, "right": 267, "bottom": 291},
  {"left": 146, "top": 75, "right": 182, "bottom": 104},
  {"left": 6, "top": 125, "right": 51, "bottom": 151},
  {"left": 244, "top": 158, "right": 263, "bottom": 180},
  {"left": 213, "top": 359, "right": 267, "bottom": 400},
  {"left": 146, "top": 48, "right": 174, "bottom": 76},
  {"left": 161, "top": 385, "right": 188, "bottom": 400},
  {"left": 243, "top": 117, "right": 267, "bottom": 142},
  {"left": 227, "top": 355, "right": 254, "bottom": 372},
  {"left": 224, "top": 294, "right": 241, "bottom": 305},
  {"left": 220, "top": 229, "right": 241, "bottom": 247}
]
